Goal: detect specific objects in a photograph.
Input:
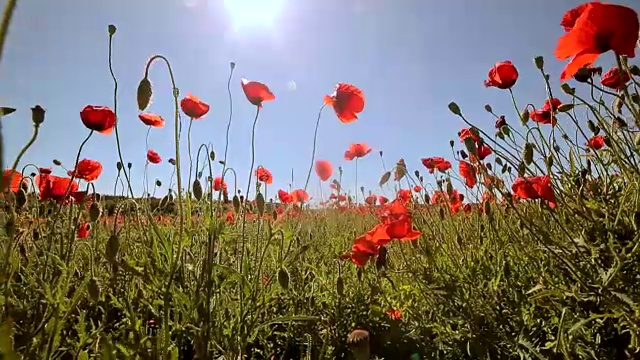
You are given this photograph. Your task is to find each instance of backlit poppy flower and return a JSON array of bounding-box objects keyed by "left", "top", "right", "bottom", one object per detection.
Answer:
[
  {"left": 484, "top": 61, "right": 519, "bottom": 89},
  {"left": 241, "top": 79, "right": 275, "bottom": 108},
  {"left": 315, "top": 160, "right": 333, "bottom": 181},
  {"left": 511, "top": 175, "right": 557, "bottom": 208},
  {"left": 180, "top": 93, "right": 210, "bottom": 119},
  {"left": 344, "top": 143, "right": 372, "bottom": 161},
  {"left": 365, "top": 194, "right": 377, "bottom": 205},
  {"left": 323, "top": 83, "right": 365, "bottom": 123},
  {"left": 147, "top": 149, "right": 162, "bottom": 164},
  {"left": 586, "top": 135, "right": 606, "bottom": 150},
  {"left": 471, "top": 144, "right": 493, "bottom": 162},
  {"left": 459, "top": 161, "right": 477, "bottom": 188},
  {"left": 68, "top": 159, "right": 102, "bottom": 182},
  {"left": 413, "top": 185, "right": 422, "bottom": 193},
  {"left": 555, "top": 2, "right": 639, "bottom": 81},
  {"left": 378, "top": 196, "right": 389, "bottom": 205},
  {"left": 138, "top": 113, "right": 165, "bottom": 128},
  {"left": 213, "top": 176, "right": 227, "bottom": 192},
  {"left": 255, "top": 167, "right": 273, "bottom": 184},
  {"left": 396, "top": 189, "right": 412, "bottom": 203},
  {"left": 350, "top": 235, "right": 380, "bottom": 267},
  {"left": 3, "top": 169, "right": 24, "bottom": 192},
  {"left": 600, "top": 67, "right": 630, "bottom": 91},
  {"left": 36, "top": 174, "right": 79, "bottom": 203},
  {"left": 80, "top": 105, "right": 116, "bottom": 134},
  {"left": 225, "top": 211, "right": 235, "bottom": 224},
  {"left": 421, "top": 157, "right": 452, "bottom": 174},
  {"left": 290, "top": 189, "right": 309, "bottom": 203},
  {"left": 77, "top": 223, "right": 91, "bottom": 239},
  {"left": 278, "top": 189, "right": 292, "bottom": 203},
  {"left": 495, "top": 115, "right": 507, "bottom": 129},
  {"left": 530, "top": 98, "right": 563, "bottom": 126}
]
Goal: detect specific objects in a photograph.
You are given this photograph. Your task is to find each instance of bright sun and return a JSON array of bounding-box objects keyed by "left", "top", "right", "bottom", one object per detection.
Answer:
[{"left": 223, "top": 0, "right": 284, "bottom": 29}]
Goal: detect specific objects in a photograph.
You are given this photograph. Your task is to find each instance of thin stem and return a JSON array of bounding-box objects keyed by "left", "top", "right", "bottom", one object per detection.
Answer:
[
  {"left": 243, "top": 106, "right": 261, "bottom": 205},
  {"left": 303, "top": 104, "right": 326, "bottom": 193},
  {"left": 0, "top": 0, "right": 19, "bottom": 187},
  {"left": 9, "top": 122, "right": 40, "bottom": 179},
  {"left": 354, "top": 158, "right": 358, "bottom": 205},
  {"left": 108, "top": 31, "right": 134, "bottom": 198},
  {"left": 218, "top": 64, "right": 236, "bottom": 213}
]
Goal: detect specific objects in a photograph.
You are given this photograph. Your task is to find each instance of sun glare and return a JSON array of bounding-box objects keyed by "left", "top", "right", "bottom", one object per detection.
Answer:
[{"left": 223, "top": 0, "right": 284, "bottom": 29}]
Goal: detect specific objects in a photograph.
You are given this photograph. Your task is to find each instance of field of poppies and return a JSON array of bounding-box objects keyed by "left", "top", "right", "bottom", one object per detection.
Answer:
[{"left": 1, "top": 1, "right": 640, "bottom": 359}]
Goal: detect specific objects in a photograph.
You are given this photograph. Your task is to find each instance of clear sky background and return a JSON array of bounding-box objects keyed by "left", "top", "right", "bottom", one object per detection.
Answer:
[{"left": 0, "top": 0, "right": 636, "bottom": 202}]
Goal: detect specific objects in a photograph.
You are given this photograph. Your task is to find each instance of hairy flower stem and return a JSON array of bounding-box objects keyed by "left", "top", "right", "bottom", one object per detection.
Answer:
[
  {"left": 302, "top": 104, "right": 326, "bottom": 193},
  {"left": 108, "top": 31, "right": 134, "bottom": 199},
  {"left": 240, "top": 107, "right": 261, "bottom": 269},
  {"left": 218, "top": 65, "right": 236, "bottom": 213},
  {"left": 186, "top": 118, "right": 194, "bottom": 228},
  {"left": 0, "top": 0, "right": 19, "bottom": 191}
]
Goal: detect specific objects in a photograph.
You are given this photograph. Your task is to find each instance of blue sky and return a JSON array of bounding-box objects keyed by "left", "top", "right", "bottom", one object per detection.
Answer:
[{"left": 0, "top": 0, "right": 636, "bottom": 202}]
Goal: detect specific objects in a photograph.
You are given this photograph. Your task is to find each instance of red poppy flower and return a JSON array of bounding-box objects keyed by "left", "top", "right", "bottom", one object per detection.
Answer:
[
  {"left": 290, "top": 189, "right": 309, "bottom": 203},
  {"left": 555, "top": 2, "right": 639, "bottom": 81},
  {"left": 323, "top": 83, "right": 365, "bottom": 123},
  {"left": 365, "top": 194, "right": 377, "bottom": 205},
  {"left": 315, "top": 160, "right": 333, "bottom": 181},
  {"left": 39, "top": 168, "right": 52, "bottom": 175},
  {"left": 378, "top": 196, "right": 389, "bottom": 205},
  {"left": 255, "top": 167, "right": 273, "bottom": 184},
  {"left": 484, "top": 61, "right": 519, "bottom": 89},
  {"left": 495, "top": 116, "right": 507, "bottom": 129},
  {"left": 350, "top": 235, "right": 380, "bottom": 267},
  {"left": 2, "top": 169, "right": 24, "bottom": 192},
  {"left": 344, "top": 143, "right": 372, "bottom": 161},
  {"left": 459, "top": 161, "right": 477, "bottom": 188},
  {"left": 77, "top": 223, "right": 91, "bottom": 239},
  {"left": 36, "top": 174, "right": 79, "bottom": 203},
  {"left": 586, "top": 135, "right": 606, "bottom": 150},
  {"left": 241, "top": 79, "right": 275, "bottom": 108},
  {"left": 80, "top": 105, "right": 116, "bottom": 134},
  {"left": 413, "top": 185, "right": 422, "bottom": 193},
  {"left": 396, "top": 189, "right": 412, "bottom": 203},
  {"left": 458, "top": 128, "right": 481, "bottom": 143},
  {"left": 278, "top": 189, "right": 293, "bottom": 203},
  {"left": 421, "top": 157, "right": 452, "bottom": 174},
  {"left": 180, "top": 93, "right": 210, "bottom": 119},
  {"left": 213, "top": 176, "right": 227, "bottom": 192},
  {"left": 68, "top": 159, "right": 102, "bottom": 182},
  {"left": 139, "top": 113, "right": 165, "bottom": 128},
  {"left": 543, "top": 98, "right": 562, "bottom": 112},
  {"left": 147, "top": 149, "right": 162, "bottom": 164},
  {"left": 530, "top": 98, "right": 563, "bottom": 126},
  {"left": 511, "top": 175, "right": 557, "bottom": 208},
  {"left": 600, "top": 67, "right": 631, "bottom": 91},
  {"left": 386, "top": 308, "right": 402, "bottom": 321},
  {"left": 225, "top": 211, "right": 235, "bottom": 225}
]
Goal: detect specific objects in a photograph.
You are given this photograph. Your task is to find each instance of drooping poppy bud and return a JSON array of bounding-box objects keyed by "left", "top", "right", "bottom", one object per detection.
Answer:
[{"left": 137, "top": 77, "right": 152, "bottom": 111}]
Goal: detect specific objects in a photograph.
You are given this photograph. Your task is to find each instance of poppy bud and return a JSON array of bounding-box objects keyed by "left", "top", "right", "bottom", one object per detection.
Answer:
[
  {"left": 501, "top": 164, "right": 508, "bottom": 174},
  {"left": 127, "top": 162, "right": 132, "bottom": 170},
  {"left": 376, "top": 246, "right": 387, "bottom": 270},
  {"left": 29, "top": 172, "right": 36, "bottom": 178},
  {"left": 560, "top": 83, "right": 575, "bottom": 95},
  {"left": 523, "top": 142, "right": 534, "bottom": 165},
  {"left": 53, "top": 159, "right": 62, "bottom": 166},
  {"left": 116, "top": 161, "right": 122, "bottom": 171},
  {"left": 15, "top": 189, "right": 27, "bottom": 209},
  {"left": 232, "top": 195, "right": 240, "bottom": 213},
  {"left": 438, "top": 207, "right": 445, "bottom": 220},
  {"left": 614, "top": 96, "right": 624, "bottom": 114},
  {"left": 534, "top": 56, "right": 544, "bottom": 70},
  {"left": 459, "top": 150, "right": 468, "bottom": 159},
  {"left": 463, "top": 137, "right": 477, "bottom": 157},
  {"left": 230, "top": 61, "right": 236, "bottom": 70},
  {"left": 424, "top": 193, "right": 430, "bottom": 204},
  {"left": 137, "top": 77, "right": 153, "bottom": 111},
  {"left": 209, "top": 150, "right": 216, "bottom": 161},
  {"left": 88, "top": 277, "right": 100, "bottom": 301},
  {"left": 495, "top": 116, "right": 507, "bottom": 129},
  {"left": 484, "top": 104, "right": 493, "bottom": 113},
  {"left": 414, "top": 170, "right": 420, "bottom": 178},
  {"left": 277, "top": 267, "right": 290, "bottom": 290},
  {"left": 338, "top": 166, "right": 343, "bottom": 175},
  {"left": 0, "top": 107, "right": 16, "bottom": 116},
  {"left": 557, "top": 104, "right": 574, "bottom": 113},
  {"left": 256, "top": 192, "right": 265, "bottom": 215},
  {"left": 359, "top": 186, "right": 364, "bottom": 194},
  {"left": 447, "top": 102, "right": 461, "bottom": 116},
  {"left": 449, "top": 140, "right": 454, "bottom": 148},
  {"left": 32, "top": 229, "right": 39, "bottom": 241},
  {"left": 603, "top": 136, "right": 612, "bottom": 148},
  {"left": 378, "top": 150, "right": 383, "bottom": 157},
  {"left": 446, "top": 180, "right": 453, "bottom": 196},
  {"left": 106, "top": 234, "right": 120, "bottom": 261},
  {"left": 379, "top": 171, "right": 391, "bottom": 187},
  {"left": 192, "top": 179, "right": 203, "bottom": 200},
  {"left": 108, "top": 24, "right": 117, "bottom": 36},
  {"left": 517, "top": 162, "right": 526, "bottom": 177},
  {"left": 496, "top": 130, "right": 505, "bottom": 140},
  {"left": 519, "top": 108, "right": 529, "bottom": 125},
  {"left": 586, "top": 120, "right": 597, "bottom": 133},
  {"left": 485, "top": 163, "right": 492, "bottom": 171},
  {"left": 89, "top": 202, "right": 101, "bottom": 221},
  {"left": 31, "top": 105, "right": 45, "bottom": 125},
  {"left": 168, "top": 158, "right": 176, "bottom": 166},
  {"left": 155, "top": 179, "right": 162, "bottom": 187},
  {"left": 630, "top": 65, "right": 640, "bottom": 77}
]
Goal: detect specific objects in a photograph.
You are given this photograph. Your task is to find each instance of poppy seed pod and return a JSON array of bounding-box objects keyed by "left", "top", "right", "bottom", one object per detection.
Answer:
[
  {"left": 168, "top": 158, "right": 176, "bottom": 166},
  {"left": 447, "top": 101, "right": 461, "bottom": 116},
  {"left": 31, "top": 105, "right": 45, "bottom": 125},
  {"left": 108, "top": 24, "right": 117, "bottom": 36},
  {"left": 192, "top": 179, "right": 203, "bottom": 200},
  {"left": 116, "top": 161, "right": 122, "bottom": 171},
  {"left": 127, "top": 162, "right": 132, "bottom": 170},
  {"left": 534, "top": 56, "right": 544, "bottom": 70},
  {"left": 230, "top": 61, "right": 236, "bottom": 70},
  {"left": 520, "top": 108, "right": 530, "bottom": 125},
  {"left": 137, "top": 77, "right": 152, "bottom": 111},
  {"left": 155, "top": 179, "right": 162, "bottom": 187},
  {"left": 484, "top": 104, "right": 493, "bottom": 113}
]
